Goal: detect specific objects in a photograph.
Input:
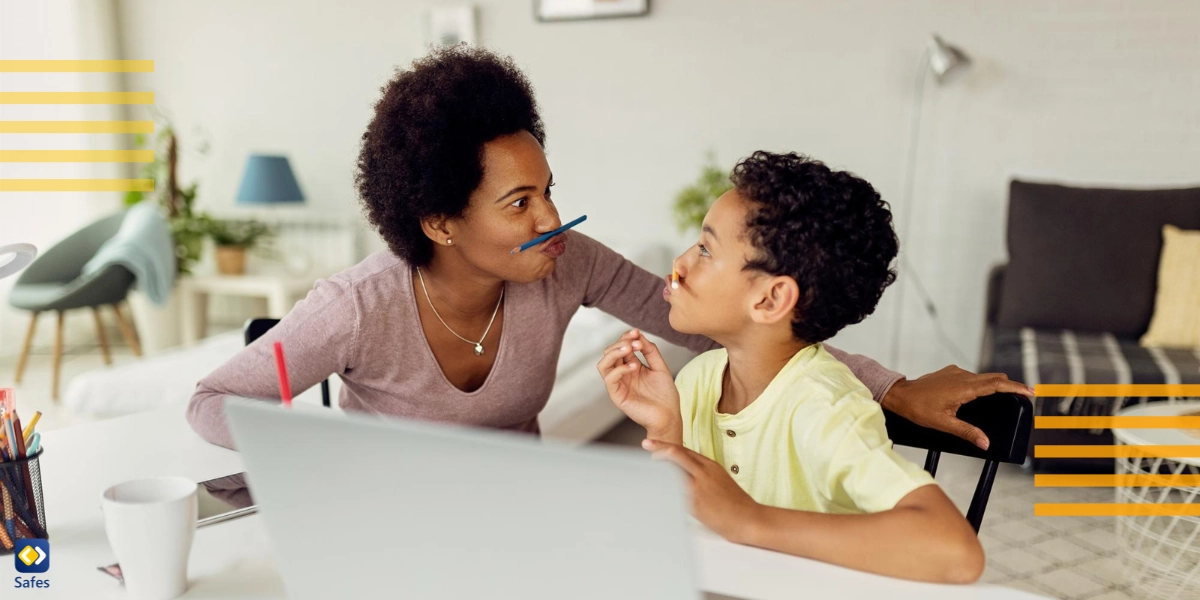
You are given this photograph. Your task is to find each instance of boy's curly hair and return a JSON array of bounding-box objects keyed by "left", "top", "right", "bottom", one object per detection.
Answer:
[
  {"left": 733, "top": 151, "right": 898, "bottom": 343},
  {"left": 355, "top": 46, "right": 545, "bottom": 266}
]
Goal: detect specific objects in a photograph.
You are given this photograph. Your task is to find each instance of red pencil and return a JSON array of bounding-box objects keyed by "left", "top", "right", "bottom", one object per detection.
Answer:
[{"left": 273, "top": 341, "right": 293, "bottom": 408}]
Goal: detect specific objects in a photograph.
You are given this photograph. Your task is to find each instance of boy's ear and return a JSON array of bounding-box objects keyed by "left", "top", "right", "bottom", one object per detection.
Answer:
[
  {"left": 749, "top": 276, "right": 801, "bottom": 326},
  {"left": 420, "top": 215, "right": 453, "bottom": 245}
]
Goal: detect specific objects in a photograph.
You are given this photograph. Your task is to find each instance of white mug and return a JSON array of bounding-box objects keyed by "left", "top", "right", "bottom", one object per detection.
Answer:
[
  {"left": 0, "top": 243, "right": 37, "bottom": 280},
  {"left": 101, "top": 477, "right": 198, "bottom": 600}
]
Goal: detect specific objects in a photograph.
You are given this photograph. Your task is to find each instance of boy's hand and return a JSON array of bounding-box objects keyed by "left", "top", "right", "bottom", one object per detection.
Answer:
[
  {"left": 596, "top": 329, "right": 681, "bottom": 442},
  {"left": 643, "top": 439, "right": 761, "bottom": 544}
]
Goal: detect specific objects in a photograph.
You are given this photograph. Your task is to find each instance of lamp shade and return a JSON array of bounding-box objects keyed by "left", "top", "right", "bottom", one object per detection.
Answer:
[
  {"left": 0, "top": 243, "right": 36, "bottom": 280},
  {"left": 927, "top": 34, "right": 971, "bottom": 84},
  {"left": 236, "top": 154, "right": 304, "bottom": 205}
]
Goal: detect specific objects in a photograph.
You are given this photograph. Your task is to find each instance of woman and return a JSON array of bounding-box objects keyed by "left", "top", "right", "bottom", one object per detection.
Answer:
[{"left": 187, "top": 46, "right": 1030, "bottom": 450}]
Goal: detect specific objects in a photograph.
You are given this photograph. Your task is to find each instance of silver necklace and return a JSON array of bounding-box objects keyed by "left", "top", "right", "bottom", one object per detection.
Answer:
[{"left": 416, "top": 267, "right": 504, "bottom": 356}]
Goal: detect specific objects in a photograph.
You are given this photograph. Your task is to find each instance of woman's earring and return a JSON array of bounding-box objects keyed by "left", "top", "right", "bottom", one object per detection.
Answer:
[{"left": 446, "top": 239, "right": 453, "bottom": 245}]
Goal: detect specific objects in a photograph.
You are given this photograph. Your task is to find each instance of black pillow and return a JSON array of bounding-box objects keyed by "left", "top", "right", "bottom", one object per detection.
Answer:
[{"left": 997, "top": 180, "right": 1200, "bottom": 336}]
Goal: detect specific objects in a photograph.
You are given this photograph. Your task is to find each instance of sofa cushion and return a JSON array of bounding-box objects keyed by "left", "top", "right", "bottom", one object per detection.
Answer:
[
  {"left": 1140, "top": 225, "right": 1200, "bottom": 348},
  {"left": 997, "top": 180, "right": 1200, "bottom": 336},
  {"left": 984, "top": 327, "right": 1200, "bottom": 416}
]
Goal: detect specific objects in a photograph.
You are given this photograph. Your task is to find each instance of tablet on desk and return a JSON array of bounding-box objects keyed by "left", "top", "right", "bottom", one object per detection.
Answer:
[{"left": 196, "top": 471, "right": 258, "bottom": 527}]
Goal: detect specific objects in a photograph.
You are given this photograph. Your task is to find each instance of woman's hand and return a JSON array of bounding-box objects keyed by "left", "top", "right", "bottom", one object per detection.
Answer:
[
  {"left": 643, "top": 439, "right": 761, "bottom": 544},
  {"left": 596, "top": 329, "right": 682, "bottom": 443},
  {"left": 882, "top": 365, "right": 1036, "bottom": 450}
]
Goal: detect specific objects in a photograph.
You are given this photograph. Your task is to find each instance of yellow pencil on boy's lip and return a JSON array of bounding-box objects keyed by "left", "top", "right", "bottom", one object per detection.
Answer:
[
  {"left": 671, "top": 268, "right": 679, "bottom": 289},
  {"left": 22, "top": 411, "right": 40, "bottom": 445}
]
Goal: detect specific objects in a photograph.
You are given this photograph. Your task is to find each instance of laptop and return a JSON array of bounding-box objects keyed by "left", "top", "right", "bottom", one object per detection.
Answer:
[{"left": 225, "top": 401, "right": 700, "bottom": 600}]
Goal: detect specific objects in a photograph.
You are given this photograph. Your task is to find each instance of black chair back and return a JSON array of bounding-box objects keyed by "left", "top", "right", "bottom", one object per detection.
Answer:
[
  {"left": 883, "top": 392, "right": 1033, "bottom": 532},
  {"left": 243, "top": 318, "right": 331, "bottom": 408}
]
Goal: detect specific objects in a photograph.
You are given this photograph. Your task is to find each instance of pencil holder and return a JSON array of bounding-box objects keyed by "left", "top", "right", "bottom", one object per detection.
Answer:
[{"left": 0, "top": 449, "right": 47, "bottom": 554}]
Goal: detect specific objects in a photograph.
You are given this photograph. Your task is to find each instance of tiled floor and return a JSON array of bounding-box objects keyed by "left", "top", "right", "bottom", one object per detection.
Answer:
[{"left": 598, "top": 419, "right": 1171, "bottom": 600}]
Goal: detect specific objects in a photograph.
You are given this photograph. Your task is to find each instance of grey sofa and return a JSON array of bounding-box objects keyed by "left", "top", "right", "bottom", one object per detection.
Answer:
[{"left": 980, "top": 180, "right": 1200, "bottom": 472}]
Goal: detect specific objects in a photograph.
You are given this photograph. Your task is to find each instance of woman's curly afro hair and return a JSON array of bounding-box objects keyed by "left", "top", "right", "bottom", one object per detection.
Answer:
[
  {"left": 355, "top": 46, "right": 545, "bottom": 266},
  {"left": 733, "top": 151, "right": 898, "bottom": 343}
]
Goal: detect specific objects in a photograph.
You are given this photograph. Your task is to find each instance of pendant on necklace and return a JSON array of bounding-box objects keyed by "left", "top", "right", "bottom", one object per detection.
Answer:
[{"left": 474, "top": 343, "right": 484, "bottom": 356}]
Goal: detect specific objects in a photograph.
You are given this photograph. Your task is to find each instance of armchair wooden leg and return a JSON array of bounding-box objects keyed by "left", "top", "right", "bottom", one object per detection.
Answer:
[
  {"left": 14, "top": 312, "right": 39, "bottom": 384},
  {"left": 93, "top": 307, "right": 112, "bottom": 366},
  {"left": 51, "top": 311, "right": 64, "bottom": 401},
  {"left": 111, "top": 302, "right": 142, "bottom": 357}
]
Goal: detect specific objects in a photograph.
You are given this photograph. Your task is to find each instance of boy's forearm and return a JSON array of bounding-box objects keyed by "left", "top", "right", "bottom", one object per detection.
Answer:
[
  {"left": 735, "top": 497, "right": 983, "bottom": 584},
  {"left": 645, "top": 418, "right": 683, "bottom": 445}
]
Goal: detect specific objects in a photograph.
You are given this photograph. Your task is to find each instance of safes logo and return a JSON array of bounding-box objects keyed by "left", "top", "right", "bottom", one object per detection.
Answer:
[
  {"left": 12, "top": 538, "right": 50, "bottom": 590},
  {"left": 14, "top": 539, "right": 48, "bottom": 574}
]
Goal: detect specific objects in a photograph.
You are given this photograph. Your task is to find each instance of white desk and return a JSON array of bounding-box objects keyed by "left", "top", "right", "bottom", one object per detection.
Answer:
[{"left": 38, "top": 404, "right": 1047, "bottom": 600}]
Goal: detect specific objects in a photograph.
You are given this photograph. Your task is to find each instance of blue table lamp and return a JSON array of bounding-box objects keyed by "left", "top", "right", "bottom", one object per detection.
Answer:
[{"left": 236, "top": 154, "right": 304, "bottom": 205}]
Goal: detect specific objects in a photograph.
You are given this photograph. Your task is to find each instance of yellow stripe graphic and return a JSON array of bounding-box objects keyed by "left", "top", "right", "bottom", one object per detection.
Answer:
[
  {"left": 0, "top": 60, "right": 153, "bottom": 72},
  {"left": 1035, "top": 384, "right": 1200, "bottom": 397},
  {"left": 1036, "top": 503, "right": 1200, "bottom": 517},
  {"left": 0, "top": 92, "right": 154, "bottom": 105},
  {"left": 0, "top": 150, "right": 153, "bottom": 163},
  {"left": 1036, "top": 474, "right": 1200, "bottom": 487},
  {"left": 1036, "top": 416, "right": 1200, "bottom": 429},
  {"left": 0, "top": 121, "right": 154, "bottom": 134},
  {"left": 1035, "top": 445, "right": 1200, "bottom": 459},
  {"left": 0, "top": 179, "right": 154, "bottom": 192}
]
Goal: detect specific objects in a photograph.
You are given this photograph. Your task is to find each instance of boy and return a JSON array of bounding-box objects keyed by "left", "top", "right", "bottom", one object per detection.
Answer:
[{"left": 597, "top": 151, "right": 984, "bottom": 583}]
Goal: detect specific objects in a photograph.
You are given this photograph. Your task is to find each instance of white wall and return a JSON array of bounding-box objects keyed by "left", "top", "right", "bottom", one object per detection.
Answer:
[
  {"left": 102, "top": 0, "right": 1200, "bottom": 375},
  {"left": 0, "top": 0, "right": 128, "bottom": 356}
]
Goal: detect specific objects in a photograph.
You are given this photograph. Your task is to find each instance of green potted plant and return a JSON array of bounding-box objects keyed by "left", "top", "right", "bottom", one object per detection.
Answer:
[
  {"left": 124, "top": 123, "right": 209, "bottom": 276},
  {"left": 672, "top": 151, "right": 732, "bottom": 232},
  {"left": 202, "top": 217, "right": 275, "bottom": 275},
  {"left": 123, "top": 117, "right": 212, "bottom": 353}
]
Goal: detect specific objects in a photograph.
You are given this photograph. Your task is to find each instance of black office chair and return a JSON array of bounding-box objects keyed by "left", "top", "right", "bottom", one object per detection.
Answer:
[
  {"left": 883, "top": 392, "right": 1033, "bottom": 532},
  {"left": 243, "top": 317, "right": 331, "bottom": 408}
]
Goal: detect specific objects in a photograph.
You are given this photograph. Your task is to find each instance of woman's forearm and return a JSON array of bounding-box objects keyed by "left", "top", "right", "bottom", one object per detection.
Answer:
[
  {"left": 734, "top": 488, "right": 984, "bottom": 584},
  {"left": 186, "top": 390, "right": 238, "bottom": 449}
]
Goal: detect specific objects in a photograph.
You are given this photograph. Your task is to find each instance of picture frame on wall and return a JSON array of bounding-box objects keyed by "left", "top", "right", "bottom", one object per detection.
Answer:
[
  {"left": 535, "top": 0, "right": 649, "bottom": 22},
  {"left": 427, "top": 6, "right": 477, "bottom": 47}
]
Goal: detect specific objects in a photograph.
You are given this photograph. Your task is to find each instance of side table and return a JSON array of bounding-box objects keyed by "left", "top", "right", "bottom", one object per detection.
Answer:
[
  {"left": 1112, "top": 400, "right": 1200, "bottom": 600},
  {"left": 179, "top": 274, "right": 318, "bottom": 345}
]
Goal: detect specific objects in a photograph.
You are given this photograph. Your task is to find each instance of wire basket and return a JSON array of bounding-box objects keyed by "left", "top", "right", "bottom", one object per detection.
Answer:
[{"left": 0, "top": 449, "right": 47, "bottom": 554}]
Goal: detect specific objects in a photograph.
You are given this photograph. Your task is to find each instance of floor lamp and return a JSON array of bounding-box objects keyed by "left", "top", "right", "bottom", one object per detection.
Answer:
[{"left": 888, "top": 34, "right": 972, "bottom": 368}]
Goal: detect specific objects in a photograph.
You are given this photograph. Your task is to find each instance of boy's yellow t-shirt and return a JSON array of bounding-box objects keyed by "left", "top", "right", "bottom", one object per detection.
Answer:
[{"left": 678, "top": 344, "right": 936, "bottom": 514}]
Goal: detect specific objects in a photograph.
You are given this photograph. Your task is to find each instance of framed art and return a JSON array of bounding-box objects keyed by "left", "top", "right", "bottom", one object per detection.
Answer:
[
  {"left": 428, "top": 6, "right": 477, "bottom": 47},
  {"left": 535, "top": 0, "right": 649, "bottom": 22}
]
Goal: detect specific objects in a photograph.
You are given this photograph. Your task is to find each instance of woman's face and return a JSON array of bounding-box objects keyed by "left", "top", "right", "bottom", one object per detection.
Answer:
[{"left": 439, "top": 130, "right": 563, "bottom": 283}]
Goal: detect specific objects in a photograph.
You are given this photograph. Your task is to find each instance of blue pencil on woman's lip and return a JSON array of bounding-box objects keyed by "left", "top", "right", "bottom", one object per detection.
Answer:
[{"left": 510, "top": 215, "right": 588, "bottom": 254}]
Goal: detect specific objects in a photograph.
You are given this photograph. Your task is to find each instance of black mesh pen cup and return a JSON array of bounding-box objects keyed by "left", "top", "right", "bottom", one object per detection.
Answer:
[{"left": 0, "top": 449, "right": 47, "bottom": 555}]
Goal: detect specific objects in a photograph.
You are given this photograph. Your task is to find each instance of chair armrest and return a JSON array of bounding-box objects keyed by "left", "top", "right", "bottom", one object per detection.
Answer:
[
  {"left": 884, "top": 392, "right": 1033, "bottom": 465},
  {"left": 54, "top": 264, "right": 136, "bottom": 307}
]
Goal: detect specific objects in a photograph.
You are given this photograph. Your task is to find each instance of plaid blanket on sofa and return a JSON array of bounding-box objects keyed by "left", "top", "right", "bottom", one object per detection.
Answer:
[{"left": 987, "top": 327, "right": 1200, "bottom": 416}]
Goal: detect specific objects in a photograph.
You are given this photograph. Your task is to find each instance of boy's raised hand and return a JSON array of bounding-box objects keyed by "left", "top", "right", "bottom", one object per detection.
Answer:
[{"left": 596, "top": 329, "right": 681, "bottom": 443}]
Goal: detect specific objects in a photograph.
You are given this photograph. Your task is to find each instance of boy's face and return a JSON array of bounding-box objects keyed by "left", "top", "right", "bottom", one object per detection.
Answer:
[{"left": 665, "top": 190, "right": 766, "bottom": 337}]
